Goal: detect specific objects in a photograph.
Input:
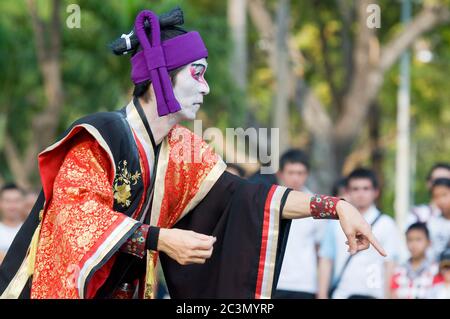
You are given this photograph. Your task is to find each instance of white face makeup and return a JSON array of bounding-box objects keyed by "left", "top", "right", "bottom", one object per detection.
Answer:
[{"left": 172, "top": 58, "right": 210, "bottom": 120}]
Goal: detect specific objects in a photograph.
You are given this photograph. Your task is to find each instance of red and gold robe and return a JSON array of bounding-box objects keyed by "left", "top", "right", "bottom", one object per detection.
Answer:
[{"left": 0, "top": 98, "right": 291, "bottom": 299}]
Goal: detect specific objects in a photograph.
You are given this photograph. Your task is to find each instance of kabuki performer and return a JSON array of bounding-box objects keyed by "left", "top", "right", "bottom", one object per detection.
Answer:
[{"left": 0, "top": 7, "right": 386, "bottom": 299}]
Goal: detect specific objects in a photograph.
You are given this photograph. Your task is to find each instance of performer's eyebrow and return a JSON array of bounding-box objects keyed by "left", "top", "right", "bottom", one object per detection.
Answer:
[{"left": 191, "top": 63, "right": 207, "bottom": 69}]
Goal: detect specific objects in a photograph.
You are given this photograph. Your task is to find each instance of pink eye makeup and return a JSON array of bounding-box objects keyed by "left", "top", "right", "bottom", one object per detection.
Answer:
[{"left": 190, "top": 64, "right": 207, "bottom": 83}]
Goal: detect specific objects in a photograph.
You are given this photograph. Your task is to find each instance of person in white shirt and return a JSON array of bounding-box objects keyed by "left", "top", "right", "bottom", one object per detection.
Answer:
[
  {"left": 318, "top": 168, "right": 400, "bottom": 299},
  {"left": 22, "top": 190, "right": 39, "bottom": 221},
  {"left": 0, "top": 184, "right": 26, "bottom": 265},
  {"left": 407, "top": 163, "right": 450, "bottom": 226},
  {"left": 427, "top": 178, "right": 450, "bottom": 261},
  {"left": 275, "top": 149, "right": 326, "bottom": 299}
]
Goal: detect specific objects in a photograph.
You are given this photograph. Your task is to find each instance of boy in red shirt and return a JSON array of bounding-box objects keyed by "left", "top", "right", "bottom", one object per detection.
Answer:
[{"left": 391, "top": 223, "right": 438, "bottom": 299}]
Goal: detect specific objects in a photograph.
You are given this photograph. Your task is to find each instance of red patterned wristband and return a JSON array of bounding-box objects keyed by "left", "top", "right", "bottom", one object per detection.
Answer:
[
  {"left": 310, "top": 194, "right": 341, "bottom": 220},
  {"left": 120, "top": 224, "right": 149, "bottom": 258}
]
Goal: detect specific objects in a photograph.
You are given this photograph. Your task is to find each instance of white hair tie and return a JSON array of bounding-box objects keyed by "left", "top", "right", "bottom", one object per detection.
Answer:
[{"left": 121, "top": 30, "right": 134, "bottom": 53}]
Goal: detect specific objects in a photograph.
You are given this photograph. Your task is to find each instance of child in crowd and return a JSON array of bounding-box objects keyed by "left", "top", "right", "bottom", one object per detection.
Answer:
[
  {"left": 390, "top": 223, "right": 438, "bottom": 299},
  {"left": 428, "top": 248, "right": 450, "bottom": 299},
  {"left": 428, "top": 178, "right": 450, "bottom": 260}
]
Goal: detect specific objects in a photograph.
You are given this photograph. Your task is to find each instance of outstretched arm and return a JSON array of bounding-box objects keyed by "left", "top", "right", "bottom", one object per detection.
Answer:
[{"left": 282, "top": 191, "right": 387, "bottom": 256}]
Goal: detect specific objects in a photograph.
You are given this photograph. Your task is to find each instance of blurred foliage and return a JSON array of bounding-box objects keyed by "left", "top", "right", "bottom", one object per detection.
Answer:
[
  {"left": 285, "top": 0, "right": 450, "bottom": 213},
  {"left": 0, "top": 0, "right": 449, "bottom": 214}
]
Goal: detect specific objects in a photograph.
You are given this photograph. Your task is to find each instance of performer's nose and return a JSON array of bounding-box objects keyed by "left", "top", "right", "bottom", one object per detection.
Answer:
[{"left": 200, "top": 80, "right": 210, "bottom": 96}]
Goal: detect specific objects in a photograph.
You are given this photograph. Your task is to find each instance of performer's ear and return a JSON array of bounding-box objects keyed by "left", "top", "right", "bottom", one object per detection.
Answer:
[
  {"left": 131, "top": 52, "right": 182, "bottom": 101},
  {"left": 133, "top": 67, "right": 183, "bottom": 101},
  {"left": 169, "top": 66, "right": 183, "bottom": 87}
]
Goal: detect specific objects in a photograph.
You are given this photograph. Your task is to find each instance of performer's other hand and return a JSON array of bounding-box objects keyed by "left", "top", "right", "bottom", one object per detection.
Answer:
[
  {"left": 336, "top": 200, "right": 387, "bottom": 257},
  {"left": 158, "top": 228, "right": 216, "bottom": 265}
]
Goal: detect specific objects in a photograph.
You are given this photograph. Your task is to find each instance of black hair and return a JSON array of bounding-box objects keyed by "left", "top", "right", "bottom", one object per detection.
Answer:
[
  {"left": 332, "top": 177, "right": 348, "bottom": 197},
  {"left": 109, "top": 7, "right": 188, "bottom": 98},
  {"left": 0, "top": 183, "right": 25, "bottom": 197},
  {"left": 346, "top": 167, "right": 379, "bottom": 189},
  {"left": 406, "top": 222, "right": 430, "bottom": 240},
  {"left": 279, "top": 149, "right": 310, "bottom": 172},
  {"left": 226, "top": 163, "right": 246, "bottom": 178},
  {"left": 427, "top": 163, "right": 450, "bottom": 181},
  {"left": 431, "top": 178, "right": 450, "bottom": 192},
  {"left": 439, "top": 247, "right": 450, "bottom": 263}
]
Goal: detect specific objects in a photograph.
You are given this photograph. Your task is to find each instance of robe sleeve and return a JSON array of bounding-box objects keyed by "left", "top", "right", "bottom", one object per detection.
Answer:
[
  {"left": 30, "top": 131, "right": 141, "bottom": 299},
  {"left": 159, "top": 171, "right": 292, "bottom": 299}
]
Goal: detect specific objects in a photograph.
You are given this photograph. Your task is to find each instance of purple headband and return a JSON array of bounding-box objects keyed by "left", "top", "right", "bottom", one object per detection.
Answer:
[{"left": 132, "top": 10, "right": 208, "bottom": 116}]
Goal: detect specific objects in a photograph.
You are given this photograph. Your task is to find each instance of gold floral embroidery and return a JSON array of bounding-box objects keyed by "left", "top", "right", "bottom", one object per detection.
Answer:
[
  {"left": 114, "top": 184, "right": 131, "bottom": 207},
  {"left": 158, "top": 125, "right": 220, "bottom": 228},
  {"left": 31, "top": 136, "right": 124, "bottom": 299},
  {"left": 76, "top": 231, "right": 93, "bottom": 249},
  {"left": 113, "top": 160, "right": 141, "bottom": 208}
]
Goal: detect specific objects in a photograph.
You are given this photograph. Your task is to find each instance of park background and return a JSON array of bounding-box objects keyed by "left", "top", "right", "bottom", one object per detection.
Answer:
[{"left": 0, "top": 0, "right": 450, "bottom": 226}]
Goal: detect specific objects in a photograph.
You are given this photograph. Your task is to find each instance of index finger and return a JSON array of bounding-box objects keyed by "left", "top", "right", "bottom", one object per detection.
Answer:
[{"left": 365, "top": 230, "right": 387, "bottom": 257}]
